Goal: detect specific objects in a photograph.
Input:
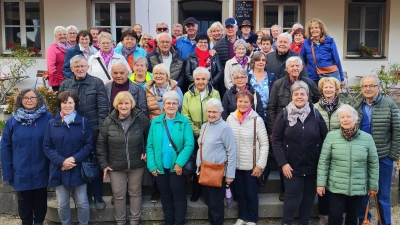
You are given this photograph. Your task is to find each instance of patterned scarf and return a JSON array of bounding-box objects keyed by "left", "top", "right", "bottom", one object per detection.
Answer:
[
  {"left": 93, "top": 42, "right": 100, "bottom": 50},
  {"left": 311, "top": 36, "right": 325, "bottom": 47},
  {"left": 195, "top": 47, "right": 210, "bottom": 68},
  {"left": 286, "top": 101, "right": 311, "bottom": 126},
  {"left": 122, "top": 45, "right": 136, "bottom": 61},
  {"left": 13, "top": 105, "right": 47, "bottom": 126},
  {"left": 66, "top": 41, "right": 74, "bottom": 49},
  {"left": 341, "top": 125, "right": 358, "bottom": 141},
  {"left": 319, "top": 95, "right": 339, "bottom": 116},
  {"left": 152, "top": 82, "right": 170, "bottom": 102},
  {"left": 100, "top": 49, "right": 114, "bottom": 68},
  {"left": 55, "top": 41, "right": 68, "bottom": 51},
  {"left": 237, "top": 108, "right": 252, "bottom": 124},
  {"left": 61, "top": 110, "right": 77, "bottom": 127},
  {"left": 235, "top": 56, "right": 248, "bottom": 69}
]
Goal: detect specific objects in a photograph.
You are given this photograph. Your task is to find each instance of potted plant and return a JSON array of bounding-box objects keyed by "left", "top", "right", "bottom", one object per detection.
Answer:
[
  {"left": 373, "top": 63, "right": 400, "bottom": 98},
  {"left": 359, "top": 43, "right": 377, "bottom": 57}
]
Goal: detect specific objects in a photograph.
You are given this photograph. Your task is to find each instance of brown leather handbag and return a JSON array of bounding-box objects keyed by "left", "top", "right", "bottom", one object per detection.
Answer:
[
  {"left": 311, "top": 41, "right": 338, "bottom": 75},
  {"left": 198, "top": 124, "right": 226, "bottom": 187},
  {"left": 362, "top": 194, "right": 382, "bottom": 225}
]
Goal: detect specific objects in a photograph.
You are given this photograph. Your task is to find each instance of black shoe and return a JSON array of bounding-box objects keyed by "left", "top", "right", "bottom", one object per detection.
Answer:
[
  {"left": 150, "top": 191, "right": 160, "bottom": 203},
  {"left": 279, "top": 192, "right": 285, "bottom": 202},
  {"left": 190, "top": 192, "right": 201, "bottom": 202},
  {"left": 95, "top": 196, "right": 106, "bottom": 209}
]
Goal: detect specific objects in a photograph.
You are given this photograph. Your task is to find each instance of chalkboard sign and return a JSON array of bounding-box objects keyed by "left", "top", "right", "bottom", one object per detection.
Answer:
[{"left": 234, "top": 0, "right": 255, "bottom": 27}]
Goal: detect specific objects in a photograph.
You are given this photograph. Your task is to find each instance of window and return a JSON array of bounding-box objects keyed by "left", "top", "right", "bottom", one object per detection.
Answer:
[
  {"left": 1, "top": 0, "right": 41, "bottom": 53},
  {"left": 92, "top": 1, "right": 131, "bottom": 44},
  {"left": 264, "top": 3, "right": 299, "bottom": 31},
  {"left": 346, "top": 3, "right": 384, "bottom": 56}
]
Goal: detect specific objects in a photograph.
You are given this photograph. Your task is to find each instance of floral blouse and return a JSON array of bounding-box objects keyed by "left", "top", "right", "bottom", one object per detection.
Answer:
[{"left": 248, "top": 70, "right": 269, "bottom": 111}]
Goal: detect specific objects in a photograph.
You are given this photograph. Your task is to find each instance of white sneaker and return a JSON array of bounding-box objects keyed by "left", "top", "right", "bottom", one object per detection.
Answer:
[
  {"left": 246, "top": 222, "right": 256, "bottom": 225},
  {"left": 234, "top": 219, "right": 246, "bottom": 225}
]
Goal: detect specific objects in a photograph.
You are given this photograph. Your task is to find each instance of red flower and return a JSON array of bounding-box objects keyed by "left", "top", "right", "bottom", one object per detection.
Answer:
[
  {"left": 374, "top": 48, "right": 378, "bottom": 52},
  {"left": 13, "top": 46, "right": 18, "bottom": 51},
  {"left": 373, "top": 53, "right": 377, "bottom": 56},
  {"left": 361, "top": 47, "right": 365, "bottom": 51},
  {"left": 7, "top": 42, "right": 13, "bottom": 47},
  {"left": 34, "top": 48, "right": 40, "bottom": 53}
]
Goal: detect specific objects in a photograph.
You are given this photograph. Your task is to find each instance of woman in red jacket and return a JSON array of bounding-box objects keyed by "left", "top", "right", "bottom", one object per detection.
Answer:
[
  {"left": 46, "top": 26, "right": 68, "bottom": 92},
  {"left": 290, "top": 28, "right": 305, "bottom": 54}
]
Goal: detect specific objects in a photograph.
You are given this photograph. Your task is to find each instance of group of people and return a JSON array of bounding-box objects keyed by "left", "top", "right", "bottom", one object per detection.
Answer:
[{"left": 1, "top": 15, "right": 399, "bottom": 225}]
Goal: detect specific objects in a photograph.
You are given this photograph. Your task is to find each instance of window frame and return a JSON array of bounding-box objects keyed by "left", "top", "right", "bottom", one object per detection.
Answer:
[{"left": 263, "top": 2, "right": 300, "bottom": 31}]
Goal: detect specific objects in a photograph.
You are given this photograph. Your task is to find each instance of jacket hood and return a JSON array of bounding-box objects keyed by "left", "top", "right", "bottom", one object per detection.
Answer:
[{"left": 188, "top": 83, "right": 214, "bottom": 96}]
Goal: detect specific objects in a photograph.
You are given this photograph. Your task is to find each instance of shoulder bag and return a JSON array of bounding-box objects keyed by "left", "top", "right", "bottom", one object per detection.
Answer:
[
  {"left": 96, "top": 57, "right": 112, "bottom": 80},
  {"left": 251, "top": 117, "right": 266, "bottom": 186},
  {"left": 362, "top": 194, "right": 382, "bottom": 225},
  {"left": 198, "top": 124, "right": 226, "bottom": 187},
  {"left": 80, "top": 117, "right": 101, "bottom": 182},
  {"left": 311, "top": 41, "right": 338, "bottom": 75}
]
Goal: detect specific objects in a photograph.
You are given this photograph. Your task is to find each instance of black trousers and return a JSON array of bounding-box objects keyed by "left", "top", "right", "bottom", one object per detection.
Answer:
[
  {"left": 318, "top": 194, "right": 330, "bottom": 215},
  {"left": 328, "top": 191, "right": 363, "bottom": 225},
  {"left": 17, "top": 187, "right": 48, "bottom": 225},
  {"left": 262, "top": 143, "right": 285, "bottom": 192},
  {"left": 203, "top": 182, "right": 225, "bottom": 225}
]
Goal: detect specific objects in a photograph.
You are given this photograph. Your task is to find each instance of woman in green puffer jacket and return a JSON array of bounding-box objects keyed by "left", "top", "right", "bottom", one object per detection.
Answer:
[{"left": 317, "top": 104, "right": 379, "bottom": 225}]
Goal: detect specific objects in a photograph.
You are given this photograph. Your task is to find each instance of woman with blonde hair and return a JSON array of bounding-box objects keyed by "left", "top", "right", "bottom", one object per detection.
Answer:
[
  {"left": 209, "top": 22, "right": 225, "bottom": 49},
  {"left": 139, "top": 33, "right": 153, "bottom": 53}
]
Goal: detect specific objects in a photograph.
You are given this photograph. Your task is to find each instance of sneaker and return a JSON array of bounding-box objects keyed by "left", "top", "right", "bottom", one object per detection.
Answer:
[
  {"left": 317, "top": 215, "right": 328, "bottom": 225},
  {"left": 246, "top": 222, "right": 256, "bottom": 225},
  {"left": 88, "top": 196, "right": 95, "bottom": 209},
  {"left": 234, "top": 219, "right": 246, "bottom": 225},
  {"left": 95, "top": 196, "right": 106, "bottom": 210},
  {"left": 150, "top": 191, "right": 160, "bottom": 203}
]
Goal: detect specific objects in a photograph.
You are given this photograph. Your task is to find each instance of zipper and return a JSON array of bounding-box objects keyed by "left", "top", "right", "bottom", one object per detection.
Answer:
[
  {"left": 328, "top": 114, "right": 331, "bottom": 131},
  {"left": 349, "top": 142, "right": 352, "bottom": 194},
  {"left": 125, "top": 131, "right": 130, "bottom": 169},
  {"left": 302, "top": 123, "right": 305, "bottom": 176}
]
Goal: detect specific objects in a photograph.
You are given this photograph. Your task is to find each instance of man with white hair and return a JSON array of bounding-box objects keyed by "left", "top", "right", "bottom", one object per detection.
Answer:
[
  {"left": 271, "top": 24, "right": 282, "bottom": 51},
  {"left": 291, "top": 23, "right": 303, "bottom": 35},
  {"left": 266, "top": 33, "right": 308, "bottom": 79},
  {"left": 147, "top": 22, "right": 177, "bottom": 53},
  {"left": 172, "top": 23, "right": 183, "bottom": 39},
  {"left": 133, "top": 24, "right": 142, "bottom": 42}
]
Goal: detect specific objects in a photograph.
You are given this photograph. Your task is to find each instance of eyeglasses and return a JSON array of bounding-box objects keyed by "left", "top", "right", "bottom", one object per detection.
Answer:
[
  {"left": 361, "top": 84, "right": 379, "bottom": 89},
  {"left": 157, "top": 28, "right": 168, "bottom": 32},
  {"left": 68, "top": 32, "right": 77, "bottom": 35},
  {"left": 159, "top": 41, "right": 171, "bottom": 45},
  {"left": 100, "top": 42, "right": 112, "bottom": 46},
  {"left": 154, "top": 72, "right": 166, "bottom": 77},
  {"left": 22, "top": 97, "right": 37, "bottom": 102},
  {"left": 165, "top": 102, "right": 178, "bottom": 106},
  {"left": 234, "top": 76, "right": 247, "bottom": 80},
  {"left": 73, "top": 65, "right": 88, "bottom": 69},
  {"left": 142, "top": 38, "right": 151, "bottom": 41}
]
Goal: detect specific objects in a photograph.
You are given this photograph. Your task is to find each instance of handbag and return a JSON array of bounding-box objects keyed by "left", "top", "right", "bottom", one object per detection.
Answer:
[
  {"left": 80, "top": 118, "right": 101, "bottom": 182},
  {"left": 362, "top": 194, "right": 382, "bottom": 225},
  {"left": 311, "top": 41, "right": 338, "bottom": 75},
  {"left": 163, "top": 119, "right": 196, "bottom": 175},
  {"left": 198, "top": 124, "right": 226, "bottom": 187}
]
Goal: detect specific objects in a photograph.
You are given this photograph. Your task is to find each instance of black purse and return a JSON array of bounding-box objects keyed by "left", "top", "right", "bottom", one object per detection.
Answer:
[
  {"left": 80, "top": 117, "right": 101, "bottom": 182},
  {"left": 163, "top": 119, "right": 196, "bottom": 175}
]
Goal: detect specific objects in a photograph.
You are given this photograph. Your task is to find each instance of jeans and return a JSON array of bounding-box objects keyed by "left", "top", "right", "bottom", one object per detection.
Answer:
[
  {"left": 358, "top": 156, "right": 394, "bottom": 225},
  {"left": 282, "top": 174, "right": 316, "bottom": 225},
  {"left": 156, "top": 168, "right": 187, "bottom": 225},
  {"left": 328, "top": 191, "right": 363, "bottom": 225},
  {"left": 203, "top": 181, "right": 225, "bottom": 225},
  {"left": 235, "top": 170, "right": 259, "bottom": 223},
  {"left": 17, "top": 187, "right": 47, "bottom": 225},
  {"left": 314, "top": 70, "right": 342, "bottom": 86},
  {"left": 55, "top": 184, "right": 89, "bottom": 225},
  {"left": 109, "top": 168, "right": 144, "bottom": 225}
]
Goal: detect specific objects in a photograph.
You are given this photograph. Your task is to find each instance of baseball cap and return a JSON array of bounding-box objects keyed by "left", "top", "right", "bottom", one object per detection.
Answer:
[
  {"left": 185, "top": 17, "right": 198, "bottom": 26},
  {"left": 225, "top": 18, "right": 237, "bottom": 27}
]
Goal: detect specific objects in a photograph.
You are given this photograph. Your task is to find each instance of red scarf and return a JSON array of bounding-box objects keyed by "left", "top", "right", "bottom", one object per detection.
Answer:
[
  {"left": 195, "top": 47, "right": 210, "bottom": 68},
  {"left": 290, "top": 42, "right": 304, "bottom": 54}
]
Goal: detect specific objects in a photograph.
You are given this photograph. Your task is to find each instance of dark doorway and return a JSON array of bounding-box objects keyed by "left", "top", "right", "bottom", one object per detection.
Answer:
[{"left": 178, "top": 0, "right": 222, "bottom": 34}]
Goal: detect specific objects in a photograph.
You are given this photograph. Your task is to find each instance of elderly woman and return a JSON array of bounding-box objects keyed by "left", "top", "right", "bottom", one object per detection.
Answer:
[
  {"left": 290, "top": 28, "right": 305, "bottom": 54},
  {"left": 145, "top": 63, "right": 183, "bottom": 120},
  {"left": 97, "top": 91, "right": 150, "bottom": 225},
  {"left": 209, "top": 22, "right": 224, "bottom": 49},
  {"left": 224, "top": 39, "right": 251, "bottom": 90},
  {"left": 272, "top": 80, "right": 328, "bottom": 225},
  {"left": 66, "top": 25, "right": 78, "bottom": 48},
  {"left": 88, "top": 31, "right": 131, "bottom": 84},
  {"left": 196, "top": 98, "right": 236, "bottom": 225},
  {"left": 1, "top": 89, "right": 53, "bottom": 225},
  {"left": 47, "top": 26, "right": 68, "bottom": 91},
  {"left": 43, "top": 91, "right": 92, "bottom": 225},
  {"left": 185, "top": 33, "right": 223, "bottom": 94},
  {"left": 129, "top": 56, "right": 153, "bottom": 89},
  {"left": 63, "top": 30, "right": 98, "bottom": 79},
  {"left": 182, "top": 67, "right": 220, "bottom": 202},
  {"left": 317, "top": 104, "right": 379, "bottom": 225},
  {"left": 114, "top": 30, "right": 147, "bottom": 71},
  {"left": 226, "top": 91, "right": 268, "bottom": 225},
  {"left": 300, "top": 18, "right": 345, "bottom": 87},
  {"left": 146, "top": 91, "right": 194, "bottom": 225},
  {"left": 221, "top": 68, "right": 264, "bottom": 122},
  {"left": 139, "top": 33, "right": 153, "bottom": 53}
]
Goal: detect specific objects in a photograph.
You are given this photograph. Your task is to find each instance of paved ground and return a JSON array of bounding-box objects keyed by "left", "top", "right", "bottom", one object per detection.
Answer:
[{"left": 0, "top": 205, "right": 399, "bottom": 225}]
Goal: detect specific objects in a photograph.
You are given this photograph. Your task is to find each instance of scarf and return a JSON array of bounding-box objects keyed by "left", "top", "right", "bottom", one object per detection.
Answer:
[
  {"left": 122, "top": 45, "right": 136, "bottom": 61},
  {"left": 311, "top": 36, "right": 325, "bottom": 47},
  {"left": 237, "top": 108, "right": 252, "bottom": 124},
  {"left": 93, "top": 42, "right": 99, "bottom": 50},
  {"left": 286, "top": 101, "right": 311, "bottom": 126},
  {"left": 195, "top": 47, "right": 210, "bottom": 68},
  {"left": 13, "top": 105, "right": 47, "bottom": 126},
  {"left": 341, "top": 125, "right": 358, "bottom": 141},
  {"left": 100, "top": 49, "right": 114, "bottom": 68},
  {"left": 61, "top": 110, "right": 77, "bottom": 127},
  {"left": 319, "top": 95, "right": 339, "bottom": 116},
  {"left": 55, "top": 41, "right": 68, "bottom": 51},
  {"left": 290, "top": 42, "right": 303, "bottom": 53},
  {"left": 235, "top": 56, "right": 248, "bottom": 69},
  {"left": 152, "top": 82, "right": 170, "bottom": 102},
  {"left": 66, "top": 41, "right": 74, "bottom": 49}
]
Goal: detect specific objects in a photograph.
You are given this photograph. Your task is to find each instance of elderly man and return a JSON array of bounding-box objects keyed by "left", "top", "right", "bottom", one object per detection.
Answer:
[
  {"left": 133, "top": 24, "right": 142, "bottom": 42},
  {"left": 172, "top": 23, "right": 183, "bottom": 39},
  {"left": 213, "top": 18, "right": 240, "bottom": 69},
  {"left": 176, "top": 17, "right": 198, "bottom": 60},
  {"left": 105, "top": 62, "right": 148, "bottom": 116},
  {"left": 147, "top": 22, "right": 177, "bottom": 53},
  {"left": 271, "top": 24, "right": 282, "bottom": 51},
  {"left": 59, "top": 55, "right": 108, "bottom": 210},
  {"left": 356, "top": 75, "right": 400, "bottom": 225},
  {"left": 291, "top": 23, "right": 303, "bottom": 35},
  {"left": 266, "top": 33, "right": 308, "bottom": 79},
  {"left": 261, "top": 27, "right": 271, "bottom": 37},
  {"left": 89, "top": 27, "right": 99, "bottom": 50},
  {"left": 147, "top": 33, "right": 185, "bottom": 89}
]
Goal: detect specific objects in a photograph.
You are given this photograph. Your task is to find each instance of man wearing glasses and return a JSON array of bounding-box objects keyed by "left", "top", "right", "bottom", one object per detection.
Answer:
[
  {"left": 147, "top": 22, "right": 177, "bottom": 53},
  {"left": 356, "top": 75, "right": 400, "bottom": 225}
]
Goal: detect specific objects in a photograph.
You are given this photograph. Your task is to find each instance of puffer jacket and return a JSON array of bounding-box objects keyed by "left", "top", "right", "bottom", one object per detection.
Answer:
[
  {"left": 266, "top": 75, "right": 321, "bottom": 134},
  {"left": 227, "top": 110, "right": 269, "bottom": 171},
  {"left": 317, "top": 129, "right": 379, "bottom": 196},
  {"left": 43, "top": 113, "right": 92, "bottom": 187},
  {"left": 96, "top": 108, "right": 150, "bottom": 171},
  {"left": 46, "top": 43, "right": 66, "bottom": 86},
  {"left": 146, "top": 112, "right": 194, "bottom": 174},
  {"left": 224, "top": 56, "right": 251, "bottom": 90},
  {"left": 266, "top": 50, "right": 308, "bottom": 79},
  {"left": 146, "top": 45, "right": 185, "bottom": 89},
  {"left": 59, "top": 75, "right": 108, "bottom": 132},
  {"left": 145, "top": 79, "right": 180, "bottom": 120},
  {"left": 355, "top": 94, "right": 400, "bottom": 160},
  {"left": 182, "top": 83, "right": 220, "bottom": 137},
  {"left": 88, "top": 51, "right": 132, "bottom": 84},
  {"left": 213, "top": 35, "right": 240, "bottom": 68},
  {"left": 314, "top": 100, "right": 342, "bottom": 131}
]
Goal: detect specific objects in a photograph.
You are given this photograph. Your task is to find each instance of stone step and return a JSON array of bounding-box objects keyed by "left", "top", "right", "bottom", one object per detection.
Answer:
[{"left": 46, "top": 193, "right": 319, "bottom": 223}]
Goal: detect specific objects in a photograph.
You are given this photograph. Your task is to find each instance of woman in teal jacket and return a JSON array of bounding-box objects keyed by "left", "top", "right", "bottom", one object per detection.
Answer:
[
  {"left": 146, "top": 91, "right": 194, "bottom": 225},
  {"left": 317, "top": 104, "right": 379, "bottom": 225}
]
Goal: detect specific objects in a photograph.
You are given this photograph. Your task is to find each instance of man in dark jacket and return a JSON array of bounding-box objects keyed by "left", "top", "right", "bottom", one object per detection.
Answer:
[
  {"left": 213, "top": 18, "right": 240, "bottom": 68},
  {"left": 105, "top": 62, "right": 148, "bottom": 116},
  {"left": 266, "top": 33, "right": 308, "bottom": 79},
  {"left": 59, "top": 55, "right": 108, "bottom": 209}
]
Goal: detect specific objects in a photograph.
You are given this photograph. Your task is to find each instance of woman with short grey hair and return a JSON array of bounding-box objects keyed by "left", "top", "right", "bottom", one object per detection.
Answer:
[
  {"left": 66, "top": 25, "right": 78, "bottom": 48},
  {"left": 47, "top": 26, "right": 68, "bottom": 91},
  {"left": 130, "top": 56, "right": 153, "bottom": 89},
  {"left": 224, "top": 39, "right": 251, "bottom": 89}
]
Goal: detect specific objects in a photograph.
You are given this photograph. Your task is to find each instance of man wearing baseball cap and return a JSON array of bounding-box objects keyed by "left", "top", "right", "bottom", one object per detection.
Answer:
[{"left": 176, "top": 17, "right": 199, "bottom": 61}]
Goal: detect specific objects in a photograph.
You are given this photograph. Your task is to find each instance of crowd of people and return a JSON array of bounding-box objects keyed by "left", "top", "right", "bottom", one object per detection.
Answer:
[{"left": 1, "top": 15, "right": 399, "bottom": 225}]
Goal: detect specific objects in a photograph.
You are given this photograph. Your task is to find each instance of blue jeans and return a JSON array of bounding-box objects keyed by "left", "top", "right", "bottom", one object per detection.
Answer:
[
  {"left": 56, "top": 184, "right": 89, "bottom": 225},
  {"left": 358, "top": 156, "right": 394, "bottom": 225},
  {"left": 235, "top": 169, "right": 259, "bottom": 223},
  {"left": 313, "top": 70, "right": 342, "bottom": 86}
]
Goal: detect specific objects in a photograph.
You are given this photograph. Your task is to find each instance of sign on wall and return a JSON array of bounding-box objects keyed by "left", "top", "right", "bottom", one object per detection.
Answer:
[{"left": 234, "top": 0, "right": 256, "bottom": 27}]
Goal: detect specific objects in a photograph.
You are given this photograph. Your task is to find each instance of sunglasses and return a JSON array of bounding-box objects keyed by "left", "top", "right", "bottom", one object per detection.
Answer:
[{"left": 157, "top": 28, "right": 168, "bottom": 32}]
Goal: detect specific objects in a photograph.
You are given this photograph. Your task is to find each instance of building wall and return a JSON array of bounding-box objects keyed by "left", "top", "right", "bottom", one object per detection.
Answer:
[{"left": 135, "top": 0, "right": 172, "bottom": 38}]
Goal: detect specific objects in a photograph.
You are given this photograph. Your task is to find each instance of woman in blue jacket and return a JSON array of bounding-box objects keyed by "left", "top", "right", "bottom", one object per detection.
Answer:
[
  {"left": 1, "top": 88, "right": 53, "bottom": 225},
  {"left": 43, "top": 91, "right": 93, "bottom": 225},
  {"left": 300, "top": 18, "right": 345, "bottom": 87}
]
